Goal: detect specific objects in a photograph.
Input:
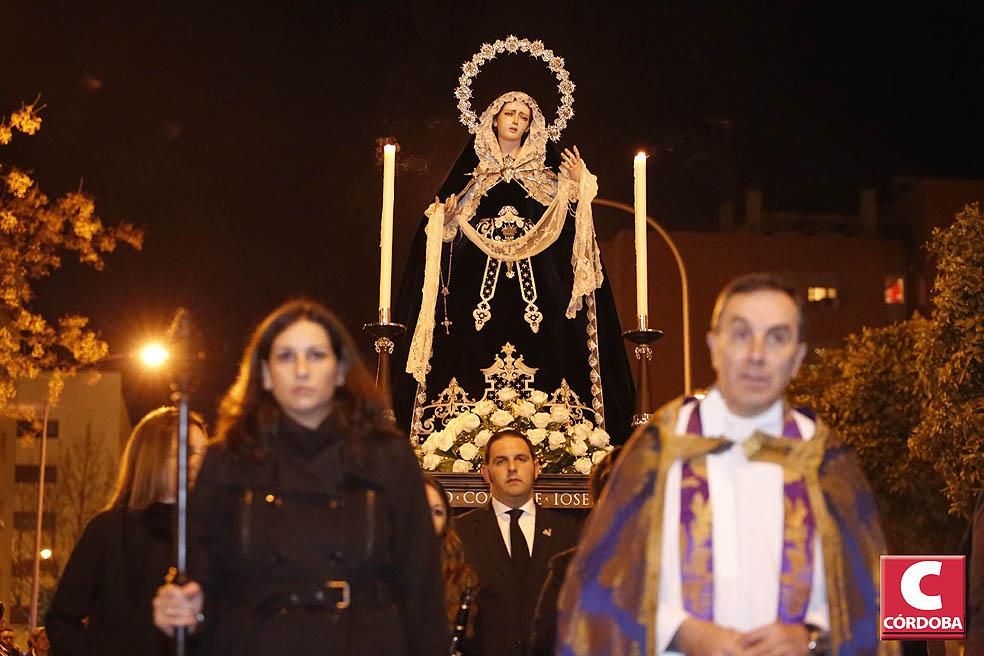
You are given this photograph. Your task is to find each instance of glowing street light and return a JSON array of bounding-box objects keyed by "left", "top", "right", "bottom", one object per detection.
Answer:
[
  {"left": 39, "top": 548, "right": 52, "bottom": 560},
  {"left": 139, "top": 342, "right": 170, "bottom": 369}
]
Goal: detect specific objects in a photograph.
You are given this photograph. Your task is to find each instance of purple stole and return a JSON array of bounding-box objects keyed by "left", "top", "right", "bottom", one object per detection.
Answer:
[{"left": 679, "top": 402, "right": 817, "bottom": 623}]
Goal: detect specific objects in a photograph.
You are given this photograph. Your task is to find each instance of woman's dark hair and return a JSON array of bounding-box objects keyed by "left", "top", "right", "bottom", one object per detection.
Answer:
[
  {"left": 215, "top": 298, "right": 396, "bottom": 459},
  {"left": 423, "top": 475, "right": 478, "bottom": 625}
]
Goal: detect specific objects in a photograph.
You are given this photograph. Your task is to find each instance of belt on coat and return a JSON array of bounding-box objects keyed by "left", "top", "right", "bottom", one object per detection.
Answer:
[{"left": 254, "top": 578, "right": 395, "bottom": 616}]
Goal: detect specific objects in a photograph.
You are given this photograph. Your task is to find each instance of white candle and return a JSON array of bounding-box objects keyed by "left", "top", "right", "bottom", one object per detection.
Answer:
[
  {"left": 634, "top": 152, "right": 649, "bottom": 320},
  {"left": 379, "top": 144, "right": 396, "bottom": 316}
]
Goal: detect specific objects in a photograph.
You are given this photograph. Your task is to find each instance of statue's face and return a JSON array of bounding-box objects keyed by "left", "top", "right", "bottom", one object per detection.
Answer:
[{"left": 494, "top": 101, "right": 531, "bottom": 146}]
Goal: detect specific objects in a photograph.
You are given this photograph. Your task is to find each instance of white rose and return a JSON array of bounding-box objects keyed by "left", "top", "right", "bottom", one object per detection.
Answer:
[
  {"left": 548, "top": 430, "right": 567, "bottom": 450},
  {"left": 497, "top": 387, "right": 518, "bottom": 402},
  {"left": 474, "top": 399, "right": 496, "bottom": 416},
  {"left": 458, "top": 442, "right": 479, "bottom": 461},
  {"left": 422, "top": 453, "right": 442, "bottom": 470},
  {"left": 473, "top": 429, "right": 492, "bottom": 448},
  {"left": 514, "top": 400, "right": 536, "bottom": 418},
  {"left": 461, "top": 412, "right": 481, "bottom": 430},
  {"left": 453, "top": 459, "right": 472, "bottom": 473},
  {"left": 437, "top": 430, "right": 455, "bottom": 452},
  {"left": 421, "top": 433, "right": 439, "bottom": 454},
  {"left": 573, "top": 422, "right": 592, "bottom": 441},
  {"left": 589, "top": 428, "right": 611, "bottom": 448},
  {"left": 549, "top": 405, "right": 570, "bottom": 423},
  {"left": 528, "top": 428, "right": 548, "bottom": 445},
  {"left": 574, "top": 457, "right": 593, "bottom": 475},
  {"left": 570, "top": 439, "right": 588, "bottom": 456},
  {"left": 530, "top": 390, "right": 549, "bottom": 405},
  {"left": 531, "top": 412, "right": 551, "bottom": 429},
  {"left": 445, "top": 417, "right": 463, "bottom": 437},
  {"left": 490, "top": 409, "right": 514, "bottom": 427},
  {"left": 591, "top": 449, "right": 608, "bottom": 465}
]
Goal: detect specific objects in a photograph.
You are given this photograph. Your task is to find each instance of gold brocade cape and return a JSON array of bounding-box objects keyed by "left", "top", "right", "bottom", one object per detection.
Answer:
[{"left": 555, "top": 397, "right": 899, "bottom": 656}]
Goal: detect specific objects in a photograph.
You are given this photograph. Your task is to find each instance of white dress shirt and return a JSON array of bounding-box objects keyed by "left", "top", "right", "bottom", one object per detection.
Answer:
[
  {"left": 657, "top": 388, "right": 829, "bottom": 654},
  {"left": 491, "top": 496, "right": 536, "bottom": 557}
]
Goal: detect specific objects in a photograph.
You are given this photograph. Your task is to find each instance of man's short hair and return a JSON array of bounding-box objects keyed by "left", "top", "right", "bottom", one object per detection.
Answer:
[
  {"left": 710, "top": 272, "right": 806, "bottom": 340},
  {"left": 482, "top": 428, "right": 536, "bottom": 464}
]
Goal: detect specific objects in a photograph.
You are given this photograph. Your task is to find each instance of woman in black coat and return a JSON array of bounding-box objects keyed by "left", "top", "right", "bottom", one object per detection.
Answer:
[
  {"left": 45, "top": 407, "right": 208, "bottom": 656},
  {"left": 153, "top": 299, "right": 448, "bottom": 655}
]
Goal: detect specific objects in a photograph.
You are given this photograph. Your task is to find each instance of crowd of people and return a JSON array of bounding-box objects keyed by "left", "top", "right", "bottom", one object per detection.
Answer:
[
  {"left": 4, "top": 92, "right": 966, "bottom": 656},
  {"left": 8, "top": 270, "right": 948, "bottom": 656}
]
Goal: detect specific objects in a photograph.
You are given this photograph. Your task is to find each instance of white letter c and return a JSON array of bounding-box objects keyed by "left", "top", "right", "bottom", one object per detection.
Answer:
[{"left": 900, "top": 560, "right": 943, "bottom": 611}]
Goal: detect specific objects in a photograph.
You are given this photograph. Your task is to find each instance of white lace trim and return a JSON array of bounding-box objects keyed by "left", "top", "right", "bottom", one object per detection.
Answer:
[{"left": 405, "top": 203, "right": 446, "bottom": 383}]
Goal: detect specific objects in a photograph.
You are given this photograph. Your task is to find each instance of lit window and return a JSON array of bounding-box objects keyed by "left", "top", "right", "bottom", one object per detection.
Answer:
[
  {"left": 807, "top": 286, "right": 838, "bottom": 303},
  {"left": 885, "top": 276, "right": 905, "bottom": 304}
]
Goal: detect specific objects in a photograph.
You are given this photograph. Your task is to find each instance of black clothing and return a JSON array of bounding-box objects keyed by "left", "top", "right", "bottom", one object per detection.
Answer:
[
  {"left": 964, "top": 490, "right": 984, "bottom": 654},
  {"left": 46, "top": 502, "right": 176, "bottom": 656},
  {"left": 530, "top": 547, "right": 574, "bottom": 656},
  {"left": 456, "top": 504, "right": 579, "bottom": 656},
  {"left": 508, "top": 508, "right": 530, "bottom": 580},
  {"left": 393, "top": 137, "right": 635, "bottom": 442},
  {"left": 188, "top": 417, "right": 448, "bottom": 655}
]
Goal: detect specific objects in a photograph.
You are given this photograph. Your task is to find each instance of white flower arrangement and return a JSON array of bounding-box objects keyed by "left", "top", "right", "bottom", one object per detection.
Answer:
[{"left": 416, "top": 384, "right": 612, "bottom": 474}]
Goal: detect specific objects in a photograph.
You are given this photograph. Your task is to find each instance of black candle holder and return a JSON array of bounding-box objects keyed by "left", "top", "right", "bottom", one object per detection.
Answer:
[
  {"left": 622, "top": 314, "right": 664, "bottom": 427},
  {"left": 363, "top": 308, "right": 406, "bottom": 422}
]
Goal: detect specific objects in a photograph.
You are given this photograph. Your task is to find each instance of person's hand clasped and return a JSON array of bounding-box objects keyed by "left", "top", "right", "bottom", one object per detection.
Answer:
[
  {"left": 740, "top": 622, "right": 810, "bottom": 656},
  {"left": 559, "top": 146, "right": 583, "bottom": 183},
  {"left": 674, "top": 617, "right": 746, "bottom": 656},
  {"left": 153, "top": 581, "right": 204, "bottom": 637}
]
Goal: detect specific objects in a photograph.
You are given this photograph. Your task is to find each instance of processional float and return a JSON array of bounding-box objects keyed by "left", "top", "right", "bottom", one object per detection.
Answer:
[{"left": 366, "top": 35, "right": 663, "bottom": 508}]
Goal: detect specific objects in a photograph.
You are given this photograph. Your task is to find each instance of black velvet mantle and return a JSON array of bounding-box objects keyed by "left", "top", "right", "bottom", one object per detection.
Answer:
[{"left": 392, "top": 137, "right": 635, "bottom": 442}]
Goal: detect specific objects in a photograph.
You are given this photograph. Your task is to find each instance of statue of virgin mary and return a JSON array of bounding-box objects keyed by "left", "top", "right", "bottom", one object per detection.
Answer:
[{"left": 393, "top": 90, "right": 635, "bottom": 441}]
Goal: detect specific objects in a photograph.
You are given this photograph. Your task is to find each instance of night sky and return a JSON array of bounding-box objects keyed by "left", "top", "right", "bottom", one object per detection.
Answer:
[{"left": 3, "top": 2, "right": 982, "bottom": 422}]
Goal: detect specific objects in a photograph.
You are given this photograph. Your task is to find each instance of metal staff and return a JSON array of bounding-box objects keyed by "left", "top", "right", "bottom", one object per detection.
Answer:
[{"left": 164, "top": 308, "right": 204, "bottom": 656}]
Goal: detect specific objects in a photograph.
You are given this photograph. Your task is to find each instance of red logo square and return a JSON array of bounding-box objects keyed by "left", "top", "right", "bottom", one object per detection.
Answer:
[{"left": 880, "top": 556, "right": 965, "bottom": 640}]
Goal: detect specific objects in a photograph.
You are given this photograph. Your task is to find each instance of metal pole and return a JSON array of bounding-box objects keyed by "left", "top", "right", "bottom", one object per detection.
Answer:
[
  {"left": 165, "top": 306, "right": 197, "bottom": 656},
  {"left": 592, "top": 197, "right": 692, "bottom": 395},
  {"left": 173, "top": 391, "right": 190, "bottom": 656},
  {"left": 29, "top": 400, "right": 51, "bottom": 629}
]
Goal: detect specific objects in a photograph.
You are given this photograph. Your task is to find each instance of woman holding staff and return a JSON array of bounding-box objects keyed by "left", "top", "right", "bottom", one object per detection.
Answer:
[{"left": 153, "top": 299, "right": 447, "bottom": 655}]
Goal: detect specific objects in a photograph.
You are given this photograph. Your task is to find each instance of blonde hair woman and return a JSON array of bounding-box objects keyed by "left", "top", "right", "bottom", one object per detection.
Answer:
[{"left": 46, "top": 407, "right": 207, "bottom": 656}]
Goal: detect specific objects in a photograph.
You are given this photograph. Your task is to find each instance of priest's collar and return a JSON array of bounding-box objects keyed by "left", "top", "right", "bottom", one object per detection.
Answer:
[{"left": 697, "top": 387, "right": 784, "bottom": 443}]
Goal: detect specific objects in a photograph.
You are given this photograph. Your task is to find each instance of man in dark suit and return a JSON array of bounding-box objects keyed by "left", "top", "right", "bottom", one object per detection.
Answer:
[{"left": 456, "top": 429, "right": 580, "bottom": 656}]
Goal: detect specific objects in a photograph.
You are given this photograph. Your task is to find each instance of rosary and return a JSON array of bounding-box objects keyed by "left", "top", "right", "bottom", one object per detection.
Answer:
[{"left": 440, "top": 236, "right": 456, "bottom": 335}]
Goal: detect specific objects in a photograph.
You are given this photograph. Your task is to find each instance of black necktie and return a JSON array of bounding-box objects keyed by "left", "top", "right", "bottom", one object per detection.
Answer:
[{"left": 507, "top": 508, "right": 530, "bottom": 579}]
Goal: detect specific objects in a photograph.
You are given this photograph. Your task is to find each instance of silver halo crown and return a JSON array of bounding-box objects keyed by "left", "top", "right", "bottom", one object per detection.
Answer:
[{"left": 455, "top": 35, "right": 575, "bottom": 142}]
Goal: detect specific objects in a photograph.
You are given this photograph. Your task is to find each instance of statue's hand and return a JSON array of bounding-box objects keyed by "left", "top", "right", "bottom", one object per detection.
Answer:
[
  {"left": 560, "top": 146, "right": 583, "bottom": 183},
  {"left": 442, "top": 193, "right": 459, "bottom": 221}
]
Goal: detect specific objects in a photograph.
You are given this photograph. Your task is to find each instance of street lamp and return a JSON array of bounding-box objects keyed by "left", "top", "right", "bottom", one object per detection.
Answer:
[
  {"left": 592, "top": 197, "right": 692, "bottom": 396},
  {"left": 138, "top": 342, "right": 170, "bottom": 369}
]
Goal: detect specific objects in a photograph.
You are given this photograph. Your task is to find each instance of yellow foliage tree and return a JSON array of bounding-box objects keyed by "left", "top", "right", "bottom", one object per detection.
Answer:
[{"left": 0, "top": 100, "right": 143, "bottom": 410}]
